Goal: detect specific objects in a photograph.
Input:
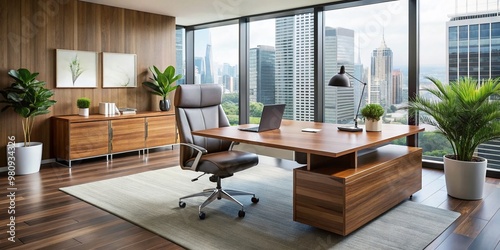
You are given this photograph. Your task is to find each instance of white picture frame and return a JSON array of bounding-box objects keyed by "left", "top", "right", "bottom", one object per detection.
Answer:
[
  {"left": 56, "top": 49, "right": 98, "bottom": 88},
  {"left": 102, "top": 52, "right": 137, "bottom": 88}
]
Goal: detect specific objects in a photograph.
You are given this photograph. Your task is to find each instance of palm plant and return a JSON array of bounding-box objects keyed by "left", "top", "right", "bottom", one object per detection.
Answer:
[
  {"left": 406, "top": 77, "right": 500, "bottom": 161},
  {"left": 0, "top": 68, "right": 57, "bottom": 146}
]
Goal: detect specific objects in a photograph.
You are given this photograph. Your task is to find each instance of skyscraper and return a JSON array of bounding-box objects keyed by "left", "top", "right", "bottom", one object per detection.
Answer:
[
  {"left": 194, "top": 29, "right": 215, "bottom": 84},
  {"left": 447, "top": 5, "right": 500, "bottom": 82},
  {"left": 275, "top": 16, "right": 295, "bottom": 119},
  {"left": 194, "top": 57, "right": 205, "bottom": 84},
  {"left": 204, "top": 44, "right": 214, "bottom": 83},
  {"left": 324, "top": 27, "right": 355, "bottom": 124},
  {"left": 447, "top": 0, "right": 500, "bottom": 170},
  {"left": 370, "top": 36, "right": 393, "bottom": 108},
  {"left": 392, "top": 69, "right": 403, "bottom": 104},
  {"left": 275, "top": 14, "right": 315, "bottom": 121},
  {"left": 249, "top": 45, "right": 276, "bottom": 104},
  {"left": 175, "top": 29, "right": 185, "bottom": 84}
]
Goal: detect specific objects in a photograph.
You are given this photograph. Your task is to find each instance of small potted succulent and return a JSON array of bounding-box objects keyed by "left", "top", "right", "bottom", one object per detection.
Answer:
[
  {"left": 360, "top": 103, "right": 384, "bottom": 132},
  {"left": 77, "top": 97, "right": 90, "bottom": 117}
]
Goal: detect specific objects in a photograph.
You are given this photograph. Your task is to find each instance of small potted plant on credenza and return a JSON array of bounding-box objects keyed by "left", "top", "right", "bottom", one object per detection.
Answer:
[
  {"left": 0, "top": 68, "right": 57, "bottom": 175},
  {"left": 77, "top": 97, "right": 90, "bottom": 117}
]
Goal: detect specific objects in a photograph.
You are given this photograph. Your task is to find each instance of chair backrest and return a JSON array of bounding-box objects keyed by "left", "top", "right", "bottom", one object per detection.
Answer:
[{"left": 174, "top": 84, "right": 232, "bottom": 168}]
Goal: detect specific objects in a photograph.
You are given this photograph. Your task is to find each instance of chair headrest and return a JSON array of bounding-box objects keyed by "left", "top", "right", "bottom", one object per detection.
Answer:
[{"left": 174, "top": 84, "right": 223, "bottom": 108}]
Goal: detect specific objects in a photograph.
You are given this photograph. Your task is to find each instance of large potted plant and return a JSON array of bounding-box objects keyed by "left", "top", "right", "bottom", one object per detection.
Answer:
[
  {"left": 0, "top": 68, "right": 57, "bottom": 175},
  {"left": 142, "top": 65, "right": 182, "bottom": 111},
  {"left": 360, "top": 103, "right": 384, "bottom": 132},
  {"left": 407, "top": 77, "right": 500, "bottom": 200}
]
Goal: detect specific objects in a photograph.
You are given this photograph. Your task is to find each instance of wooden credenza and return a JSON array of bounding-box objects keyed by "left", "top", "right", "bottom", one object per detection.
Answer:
[{"left": 51, "top": 111, "right": 176, "bottom": 167}]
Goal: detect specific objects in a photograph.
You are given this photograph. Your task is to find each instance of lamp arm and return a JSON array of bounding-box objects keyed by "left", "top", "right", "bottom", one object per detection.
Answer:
[
  {"left": 342, "top": 71, "right": 367, "bottom": 128},
  {"left": 343, "top": 71, "right": 365, "bottom": 86},
  {"left": 354, "top": 82, "right": 367, "bottom": 128}
]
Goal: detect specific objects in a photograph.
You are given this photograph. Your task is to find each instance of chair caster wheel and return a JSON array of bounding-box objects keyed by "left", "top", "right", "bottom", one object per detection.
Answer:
[
  {"left": 251, "top": 197, "right": 259, "bottom": 203},
  {"left": 199, "top": 211, "right": 206, "bottom": 220},
  {"left": 179, "top": 201, "right": 186, "bottom": 208},
  {"left": 198, "top": 212, "right": 205, "bottom": 220},
  {"left": 238, "top": 210, "right": 245, "bottom": 218}
]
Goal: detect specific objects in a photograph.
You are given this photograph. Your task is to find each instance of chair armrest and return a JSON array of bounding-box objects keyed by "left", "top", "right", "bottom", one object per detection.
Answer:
[
  {"left": 178, "top": 143, "right": 207, "bottom": 171},
  {"left": 229, "top": 141, "right": 240, "bottom": 151}
]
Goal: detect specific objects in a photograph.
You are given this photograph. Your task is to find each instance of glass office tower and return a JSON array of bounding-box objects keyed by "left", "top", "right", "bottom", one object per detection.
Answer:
[
  {"left": 324, "top": 27, "right": 356, "bottom": 124},
  {"left": 446, "top": 4, "right": 500, "bottom": 170},
  {"left": 370, "top": 36, "right": 394, "bottom": 108},
  {"left": 275, "top": 16, "right": 296, "bottom": 120},
  {"left": 249, "top": 45, "right": 276, "bottom": 105},
  {"left": 447, "top": 11, "right": 500, "bottom": 82}
]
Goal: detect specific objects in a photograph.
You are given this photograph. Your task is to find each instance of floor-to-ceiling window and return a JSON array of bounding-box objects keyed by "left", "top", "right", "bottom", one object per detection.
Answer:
[
  {"left": 194, "top": 24, "right": 239, "bottom": 124},
  {"left": 248, "top": 19, "right": 275, "bottom": 123},
  {"left": 419, "top": 0, "right": 453, "bottom": 162},
  {"left": 248, "top": 12, "right": 315, "bottom": 123},
  {"left": 421, "top": 0, "right": 500, "bottom": 170},
  {"left": 323, "top": 1, "right": 409, "bottom": 128}
]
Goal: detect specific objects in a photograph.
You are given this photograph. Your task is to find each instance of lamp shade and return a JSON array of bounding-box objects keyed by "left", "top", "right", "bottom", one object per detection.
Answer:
[{"left": 328, "top": 65, "right": 350, "bottom": 87}]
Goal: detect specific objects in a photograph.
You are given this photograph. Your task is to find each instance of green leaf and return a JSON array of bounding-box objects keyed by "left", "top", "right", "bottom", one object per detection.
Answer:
[
  {"left": 1, "top": 68, "right": 56, "bottom": 142},
  {"left": 142, "top": 65, "right": 183, "bottom": 98},
  {"left": 405, "top": 77, "right": 500, "bottom": 161}
]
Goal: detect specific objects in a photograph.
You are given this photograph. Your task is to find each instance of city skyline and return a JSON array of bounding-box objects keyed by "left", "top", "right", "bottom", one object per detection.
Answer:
[
  {"left": 184, "top": 0, "right": 500, "bottom": 170},
  {"left": 200, "top": 1, "right": 497, "bottom": 71}
]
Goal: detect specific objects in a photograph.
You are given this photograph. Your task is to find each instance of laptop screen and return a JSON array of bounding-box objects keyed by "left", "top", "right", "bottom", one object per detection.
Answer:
[
  {"left": 238, "top": 104, "right": 286, "bottom": 132},
  {"left": 257, "top": 104, "right": 286, "bottom": 132}
]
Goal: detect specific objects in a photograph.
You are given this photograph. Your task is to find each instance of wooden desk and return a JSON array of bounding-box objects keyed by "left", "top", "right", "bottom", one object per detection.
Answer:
[{"left": 193, "top": 120, "right": 424, "bottom": 235}]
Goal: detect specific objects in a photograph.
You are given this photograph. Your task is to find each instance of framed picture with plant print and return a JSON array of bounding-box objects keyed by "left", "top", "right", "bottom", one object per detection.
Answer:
[
  {"left": 56, "top": 49, "right": 98, "bottom": 88},
  {"left": 102, "top": 52, "right": 137, "bottom": 88}
]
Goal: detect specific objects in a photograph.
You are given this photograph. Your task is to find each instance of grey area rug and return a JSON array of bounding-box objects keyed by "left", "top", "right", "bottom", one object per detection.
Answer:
[{"left": 60, "top": 163, "right": 460, "bottom": 250}]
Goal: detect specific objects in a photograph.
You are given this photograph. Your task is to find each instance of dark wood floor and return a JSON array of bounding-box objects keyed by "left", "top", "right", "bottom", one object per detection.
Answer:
[{"left": 1, "top": 146, "right": 499, "bottom": 249}]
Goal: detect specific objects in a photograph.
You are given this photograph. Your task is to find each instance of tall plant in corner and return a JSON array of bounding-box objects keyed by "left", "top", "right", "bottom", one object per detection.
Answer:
[
  {"left": 406, "top": 77, "right": 500, "bottom": 199},
  {"left": 0, "top": 68, "right": 57, "bottom": 146},
  {"left": 142, "top": 65, "right": 182, "bottom": 111}
]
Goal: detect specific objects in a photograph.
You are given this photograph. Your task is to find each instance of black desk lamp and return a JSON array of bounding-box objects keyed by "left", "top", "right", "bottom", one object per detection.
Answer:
[{"left": 328, "top": 65, "right": 367, "bottom": 132}]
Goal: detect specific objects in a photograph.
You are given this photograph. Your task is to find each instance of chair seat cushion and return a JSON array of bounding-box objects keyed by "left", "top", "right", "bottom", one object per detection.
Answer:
[{"left": 187, "top": 150, "right": 259, "bottom": 177}]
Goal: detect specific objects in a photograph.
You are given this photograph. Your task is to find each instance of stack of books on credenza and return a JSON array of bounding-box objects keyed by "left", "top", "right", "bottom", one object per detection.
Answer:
[
  {"left": 99, "top": 102, "right": 120, "bottom": 116},
  {"left": 118, "top": 108, "right": 137, "bottom": 115}
]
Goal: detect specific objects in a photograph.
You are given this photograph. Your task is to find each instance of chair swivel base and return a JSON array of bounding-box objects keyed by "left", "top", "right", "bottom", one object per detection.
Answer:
[{"left": 178, "top": 179, "right": 259, "bottom": 219}]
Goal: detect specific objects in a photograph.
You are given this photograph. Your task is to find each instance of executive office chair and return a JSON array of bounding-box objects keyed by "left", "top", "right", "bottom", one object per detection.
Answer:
[{"left": 174, "top": 84, "right": 259, "bottom": 219}]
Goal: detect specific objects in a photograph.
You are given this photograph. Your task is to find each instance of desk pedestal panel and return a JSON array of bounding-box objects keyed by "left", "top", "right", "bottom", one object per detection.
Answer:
[{"left": 293, "top": 144, "right": 422, "bottom": 235}]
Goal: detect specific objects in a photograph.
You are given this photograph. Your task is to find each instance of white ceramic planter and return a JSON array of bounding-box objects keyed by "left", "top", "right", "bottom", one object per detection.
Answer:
[
  {"left": 9, "top": 142, "right": 43, "bottom": 175},
  {"left": 79, "top": 108, "right": 89, "bottom": 117},
  {"left": 444, "top": 155, "right": 487, "bottom": 200},
  {"left": 365, "top": 119, "right": 382, "bottom": 132}
]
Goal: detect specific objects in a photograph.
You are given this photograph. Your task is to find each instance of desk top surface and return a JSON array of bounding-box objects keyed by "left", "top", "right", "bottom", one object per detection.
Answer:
[{"left": 192, "top": 120, "right": 424, "bottom": 158}]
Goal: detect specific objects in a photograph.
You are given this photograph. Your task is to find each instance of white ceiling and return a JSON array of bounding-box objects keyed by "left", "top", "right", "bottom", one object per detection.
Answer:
[{"left": 80, "top": 0, "right": 341, "bottom": 26}]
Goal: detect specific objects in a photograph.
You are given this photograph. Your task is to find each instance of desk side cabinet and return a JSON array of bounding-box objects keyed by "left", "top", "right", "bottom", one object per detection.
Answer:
[{"left": 51, "top": 111, "right": 176, "bottom": 166}]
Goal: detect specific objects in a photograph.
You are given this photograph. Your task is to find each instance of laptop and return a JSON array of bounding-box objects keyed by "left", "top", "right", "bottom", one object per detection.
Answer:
[{"left": 238, "top": 104, "right": 286, "bottom": 132}]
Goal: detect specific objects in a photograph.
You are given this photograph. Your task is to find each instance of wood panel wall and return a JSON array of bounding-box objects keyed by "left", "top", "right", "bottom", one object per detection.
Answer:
[{"left": 0, "top": 0, "right": 176, "bottom": 165}]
